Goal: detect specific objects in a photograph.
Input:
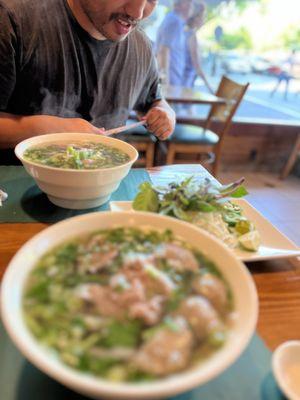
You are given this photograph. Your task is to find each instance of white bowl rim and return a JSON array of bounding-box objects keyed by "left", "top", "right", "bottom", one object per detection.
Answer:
[
  {"left": 272, "top": 340, "right": 300, "bottom": 400},
  {"left": 1, "top": 211, "right": 258, "bottom": 399},
  {"left": 14, "top": 132, "right": 139, "bottom": 173}
]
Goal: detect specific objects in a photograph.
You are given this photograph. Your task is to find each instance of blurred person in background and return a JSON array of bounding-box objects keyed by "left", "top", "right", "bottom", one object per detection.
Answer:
[
  {"left": 270, "top": 49, "right": 298, "bottom": 100},
  {"left": 155, "top": 0, "right": 194, "bottom": 85},
  {"left": 183, "top": 1, "right": 214, "bottom": 93},
  {"left": 0, "top": 0, "right": 175, "bottom": 160}
]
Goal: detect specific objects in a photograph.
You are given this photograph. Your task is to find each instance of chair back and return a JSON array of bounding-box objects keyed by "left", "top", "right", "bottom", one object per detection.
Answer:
[{"left": 205, "top": 76, "right": 249, "bottom": 137}]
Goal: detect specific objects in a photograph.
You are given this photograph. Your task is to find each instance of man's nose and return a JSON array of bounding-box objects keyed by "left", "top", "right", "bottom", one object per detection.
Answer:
[{"left": 125, "top": 0, "right": 147, "bottom": 20}]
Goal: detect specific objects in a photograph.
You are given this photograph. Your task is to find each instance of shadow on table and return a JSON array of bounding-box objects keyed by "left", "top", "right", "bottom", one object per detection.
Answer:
[
  {"left": 20, "top": 185, "right": 100, "bottom": 223},
  {"left": 171, "top": 372, "right": 285, "bottom": 400},
  {"left": 260, "top": 372, "right": 287, "bottom": 400},
  {"left": 16, "top": 361, "right": 87, "bottom": 400},
  {"left": 16, "top": 361, "right": 286, "bottom": 400}
]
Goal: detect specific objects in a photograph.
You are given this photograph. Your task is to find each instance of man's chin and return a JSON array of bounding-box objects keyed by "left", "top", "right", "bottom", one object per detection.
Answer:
[
  {"left": 103, "top": 33, "right": 128, "bottom": 42},
  {"left": 99, "top": 22, "right": 134, "bottom": 42}
]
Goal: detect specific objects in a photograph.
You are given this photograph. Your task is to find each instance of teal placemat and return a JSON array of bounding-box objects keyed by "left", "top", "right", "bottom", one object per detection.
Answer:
[
  {"left": 0, "top": 320, "right": 284, "bottom": 400},
  {"left": 0, "top": 166, "right": 150, "bottom": 223}
]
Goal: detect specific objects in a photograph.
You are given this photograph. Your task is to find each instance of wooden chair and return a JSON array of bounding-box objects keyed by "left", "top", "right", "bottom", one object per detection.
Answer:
[
  {"left": 280, "top": 133, "right": 300, "bottom": 179},
  {"left": 117, "top": 119, "right": 157, "bottom": 168},
  {"left": 166, "top": 76, "right": 249, "bottom": 176}
]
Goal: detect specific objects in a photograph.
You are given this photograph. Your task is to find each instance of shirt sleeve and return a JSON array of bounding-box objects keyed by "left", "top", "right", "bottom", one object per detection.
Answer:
[
  {"left": 0, "top": 5, "right": 18, "bottom": 111},
  {"left": 133, "top": 53, "right": 163, "bottom": 114}
]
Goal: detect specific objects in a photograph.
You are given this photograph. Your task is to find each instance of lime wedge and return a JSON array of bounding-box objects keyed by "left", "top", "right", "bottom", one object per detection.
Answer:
[
  {"left": 238, "top": 230, "right": 261, "bottom": 251},
  {"left": 235, "top": 220, "right": 252, "bottom": 235}
]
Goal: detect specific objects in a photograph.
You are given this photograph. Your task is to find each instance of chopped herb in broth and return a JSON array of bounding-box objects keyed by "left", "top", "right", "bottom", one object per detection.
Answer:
[
  {"left": 23, "top": 142, "right": 130, "bottom": 169},
  {"left": 23, "top": 227, "right": 233, "bottom": 382}
]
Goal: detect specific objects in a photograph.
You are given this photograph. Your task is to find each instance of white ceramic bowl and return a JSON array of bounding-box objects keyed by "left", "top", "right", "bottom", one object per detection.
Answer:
[
  {"left": 15, "top": 133, "right": 138, "bottom": 209},
  {"left": 1, "top": 212, "right": 258, "bottom": 400},
  {"left": 272, "top": 340, "right": 300, "bottom": 400}
]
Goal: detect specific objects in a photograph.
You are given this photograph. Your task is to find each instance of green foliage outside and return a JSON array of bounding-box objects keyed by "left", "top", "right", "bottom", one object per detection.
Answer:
[
  {"left": 282, "top": 27, "right": 300, "bottom": 50},
  {"left": 203, "top": 0, "right": 295, "bottom": 52},
  {"left": 219, "top": 28, "right": 253, "bottom": 50},
  {"left": 144, "top": 0, "right": 296, "bottom": 53}
]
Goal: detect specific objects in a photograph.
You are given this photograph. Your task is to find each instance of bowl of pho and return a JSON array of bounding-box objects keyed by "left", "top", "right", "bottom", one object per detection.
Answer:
[
  {"left": 15, "top": 133, "right": 138, "bottom": 209},
  {"left": 1, "top": 211, "right": 258, "bottom": 399}
]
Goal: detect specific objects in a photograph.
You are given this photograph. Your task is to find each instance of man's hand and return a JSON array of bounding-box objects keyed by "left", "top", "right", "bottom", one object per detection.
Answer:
[
  {"left": 39, "top": 117, "right": 105, "bottom": 135},
  {"left": 143, "top": 100, "right": 175, "bottom": 140}
]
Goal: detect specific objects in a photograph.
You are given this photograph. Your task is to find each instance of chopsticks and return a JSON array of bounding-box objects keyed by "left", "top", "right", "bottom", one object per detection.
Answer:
[{"left": 104, "top": 120, "right": 147, "bottom": 136}]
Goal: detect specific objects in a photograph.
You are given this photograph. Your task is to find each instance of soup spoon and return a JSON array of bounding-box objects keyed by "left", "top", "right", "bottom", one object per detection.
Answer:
[{"left": 272, "top": 340, "right": 300, "bottom": 400}]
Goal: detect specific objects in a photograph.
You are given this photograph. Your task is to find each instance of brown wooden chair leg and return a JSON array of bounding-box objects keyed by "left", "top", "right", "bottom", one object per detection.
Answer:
[
  {"left": 145, "top": 142, "right": 155, "bottom": 168},
  {"left": 212, "top": 144, "right": 221, "bottom": 177},
  {"left": 280, "top": 134, "right": 300, "bottom": 179},
  {"left": 211, "top": 160, "right": 218, "bottom": 177},
  {"left": 129, "top": 142, "right": 146, "bottom": 167},
  {"left": 166, "top": 143, "right": 176, "bottom": 165}
]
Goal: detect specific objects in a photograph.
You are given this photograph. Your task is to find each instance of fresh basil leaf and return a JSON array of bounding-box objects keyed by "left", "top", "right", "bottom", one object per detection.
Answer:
[
  {"left": 230, "top": 186, "right": 248, "bottom": 198},
  {"left": 178, "top": 193, "right": 190, "bottom": 206},
  {"left": 159, "top": 204, "right": 175, "bottom": 215},
  {"left": 173, "top": 206, "right": 190, "bottom": 220},
  {"left": 219, "top": 177, "right": 245, "bottom": 194},
  {"left": 198, "top": 201, "right": 216, "bottom": 212},
  {"left": 132, "top": 183, "right": 159, "bottom": 212},
  {"left": 139, "top": 182, "right": 153, "bottom": 192}
]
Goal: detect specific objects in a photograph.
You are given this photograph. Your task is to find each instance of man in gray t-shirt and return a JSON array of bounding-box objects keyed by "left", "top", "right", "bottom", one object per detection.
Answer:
[{"left": 0, "top": 0, "right": 175, "bottom": 148}]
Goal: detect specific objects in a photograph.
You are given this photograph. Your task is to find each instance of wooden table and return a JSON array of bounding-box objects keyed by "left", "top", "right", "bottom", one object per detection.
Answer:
[
  {"left": 163, "top": 84, "right": 227, "bottom": 105},
  {"left": 1, "top": 164, "right": 300, "bottom": 351}
]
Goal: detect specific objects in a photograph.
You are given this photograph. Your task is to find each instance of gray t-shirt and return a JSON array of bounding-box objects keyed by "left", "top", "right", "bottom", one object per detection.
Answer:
[{"left": 0, "top": 0, "right": 162, "bottom": 129}]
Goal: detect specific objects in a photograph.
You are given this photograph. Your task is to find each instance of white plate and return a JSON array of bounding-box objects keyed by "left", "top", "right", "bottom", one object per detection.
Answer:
[{"left": 109, "top": 200, "right": 300, "bottom": 262}]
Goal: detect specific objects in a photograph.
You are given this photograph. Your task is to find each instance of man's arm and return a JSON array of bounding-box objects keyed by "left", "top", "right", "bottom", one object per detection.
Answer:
[
  {"left": 0, "top": 113, "right": 104, "bottom": 148},
  {"left": 156, "top": 45, "right": 170, "bottom": 85}
]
